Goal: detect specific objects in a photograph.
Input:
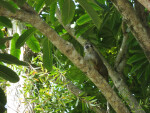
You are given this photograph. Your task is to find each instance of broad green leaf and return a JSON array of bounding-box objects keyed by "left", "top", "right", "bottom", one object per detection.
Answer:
[
  {"left": 0, "top": 0, "right": 17, "bottom": 13},
  {"left": 16, "top": 27, "right": 36, "bottom": 48},
  {"left": 0, "top": 53, "right": 28, "bottom": 66},
  {"left": 58, "top": 0, "right": 64, "bottom": 14},
  {"left": 49, "top": 0, "right": 57, "bottom": 23},
  {"left": 93, "top": 0, "right": 109, "bottom": 11},
  {"left": 62, "top": 0, "right": 75, "bottom": 25},
  {"left": 66, "top": 66, "right": 86, "bottom": 84},
  {"left": 26, "top": 35, "right": 40, "bottom": 53},
  {"left": 88, "top": 2, "right": 102, "bottom": 11},
  {"left": 35, "top": 0, "right": 46, "bottom": 13},
  {"left": 45, "top": 0, "right": 53, "bottom": 6},
  {"left": 127, "top": 54, "right": 146, "bottom": 64},
  {"left": 77, "top": 0, "right": 102, "bottom": 29},
  {"left": 76, "top": 24, "right": 93, "bottom": 37},
  {"left": 76, "top": 14, "right": 91, "bottom": 25},
  {"left": 0, "top": 64, "right": 19, "bottom": 83},
  {"left": 10, "top": 33, "right": 21, "bottom": 59},
  {"left": 0, "top": 16, "right": 12, "bottom": 28},
  {"left": 43, "top": 38, "right": 53, "bottom": 71}
]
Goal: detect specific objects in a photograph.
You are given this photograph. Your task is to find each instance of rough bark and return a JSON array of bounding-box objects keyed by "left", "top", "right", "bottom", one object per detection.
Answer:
[
  {"left": 0, "top": 6, "right": 130, "bottom": 113},
  {"left": 111, "top": 0, "right": 150, "bottom": 63},
  {"left": 137, "top": 0, "right": 150, "bottom": 11},
  {"left": 115, "top": 21, "right": 128, "bottom": 73}
]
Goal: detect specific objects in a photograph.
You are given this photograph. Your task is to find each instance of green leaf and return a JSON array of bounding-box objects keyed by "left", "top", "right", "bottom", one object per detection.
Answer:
[
  {"left": 0, "top": 53, "right": 28, "bottom": 66},
  {"left": 58, "top": 0, "right": 64, "bottom": 14},
  {"left": 76, "top": 24, "right": 93, "bottom": 37},
  {"left": 77, "top": 0, "right": 102, "bottom": 29},
  {"left": 127, "top": 54, "right": 146, "bottom": 64},
  {"left": 10, "top": 33, "right": 21, "bottom": 59},
  {"left": 0, "top": 16, "right": 12, "bottom": 28},
  {"left": 49, "top": 0, "right": 57, "bottom": 23},
  {"left": 43, "top": 38, "right": 53, "bottom": 71},
  {"left": 62, "top": 0, "right": 75, "bottom": 25},
  {"left": 0, "top": 37, "right": 13, "bottom": 45},
  {"left": 0, "top": 0, "right": 17, "bottom": 13},
  {"left": 145, "top": 64, "right": 150, "bottom": 80},
  {"left": 35, "top": 0, "right": 46, "bottom": 13},
  {"left": 45, "top": 0, "right": 53, "bottom": 6},
  {"left": 16, "top": 27, "right": 36, "bottom": 48},
  {"left": 94, "top": 0, "right": 109, "bottom": 11},
  {"left": 26, "top": 35, "right": 40, "bottom": 53},
  {"left": 76, "top": 14, "right": 91, "bottom": 25},
  {"left": 0, "top": 30, "right": 5, "bottom": 49},
  {"left": 130, "top": 61, "right": 147, "bottom": 74},
  {"left": 0, "top": 87, "right": 6, "bottom": 106},
  {"left": 0, "top": 64, "right": 19, "bottom": 83}
]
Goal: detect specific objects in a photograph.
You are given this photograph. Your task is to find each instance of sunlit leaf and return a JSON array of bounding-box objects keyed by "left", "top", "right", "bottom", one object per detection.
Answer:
[
  {"left": 76, "top": 14, "right": 91, "bottom": 25},
  {"left": 49, "top": 0, "right": 57, "bottom": 23},
  {"left": 10, "top": 33, "right": 21, "bottom": 59},
  {"left": 62, "top": 0, "right": 75, "bottom": 25},
  {"left": 35, "top": 0, "right": 46, "bottom": 13},
  {"left": 16, "top": 27, "right": 36, "bottom": 48},
  {"left": 43, "top": 38, "right": 53, "bottom": 71},
  {"left": 26, "top": 35, "right": 40, "bottom": 53},
  {"left": 77, "top": 0, "right": 102, "bottom": 29}
]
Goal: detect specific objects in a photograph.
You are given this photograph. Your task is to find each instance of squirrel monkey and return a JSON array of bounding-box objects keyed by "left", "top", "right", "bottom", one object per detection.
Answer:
[{"left": 84, "top": 42, "right": 108, "bottom": 82}]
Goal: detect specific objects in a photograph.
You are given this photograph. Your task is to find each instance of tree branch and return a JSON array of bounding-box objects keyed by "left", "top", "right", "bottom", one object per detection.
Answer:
[
  {"left": 111, "top": 0, "right": 150, "bottom": 63},
  {"left": 60, "top": 76, "right": 106, "bottom": 113},
  {"left": 56, "top": 8, "right": 86, "bottom": 46},
  {"left": 0, "top": 5, "right": 129, "bottom": 113},
  {"left": 115, "top": 21, "right": 128, "bottom": 73},
  {"left": 56, "top": 4, "right": 145, "bottom": 113},
  {"left": 137, "top": 0, "right": 150, "bottom": 12}
]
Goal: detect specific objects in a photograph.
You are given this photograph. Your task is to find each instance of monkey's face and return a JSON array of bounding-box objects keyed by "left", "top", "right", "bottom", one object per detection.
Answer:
[{"left": 84, "top": 43, "right": 94, "bottom": 53}]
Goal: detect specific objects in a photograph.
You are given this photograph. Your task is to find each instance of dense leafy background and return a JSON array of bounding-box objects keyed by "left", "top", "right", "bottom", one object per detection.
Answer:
[{"left": 0, "top": 0, "right": 149, "bottom": 113}]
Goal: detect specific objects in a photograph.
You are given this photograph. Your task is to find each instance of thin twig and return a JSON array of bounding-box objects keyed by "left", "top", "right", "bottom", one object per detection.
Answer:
[{"left": 115, "top": 21, "right": 129, "bottom": 73}]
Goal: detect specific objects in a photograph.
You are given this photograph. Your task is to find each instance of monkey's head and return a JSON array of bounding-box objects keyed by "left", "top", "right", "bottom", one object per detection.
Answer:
[{"left": 84, "top": 42, "right": 94, "bottom": 54}]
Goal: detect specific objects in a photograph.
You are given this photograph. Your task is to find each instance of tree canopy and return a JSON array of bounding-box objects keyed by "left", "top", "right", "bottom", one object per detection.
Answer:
[{"left": 0, "top": 0, "right": 150, "bottom": 113}]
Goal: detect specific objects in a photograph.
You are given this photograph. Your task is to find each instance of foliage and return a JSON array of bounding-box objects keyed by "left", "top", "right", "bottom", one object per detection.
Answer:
[
  {"left": 0, "top": 0, "right": 150, "bottom": 113},
  {"left": 23, "top": 56, "right": 76, "bottom": 112}
]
